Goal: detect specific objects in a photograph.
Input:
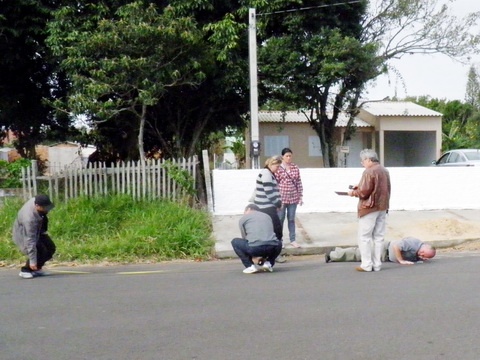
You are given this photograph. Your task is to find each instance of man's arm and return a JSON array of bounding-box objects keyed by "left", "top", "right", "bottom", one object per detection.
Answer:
[
  {"left": 24, "top": 218, "right": 39, "bottom": 269},
  {"left": 348, "top": 173, "right": 373, "bottom": 199},
  {"left": 392, "top": 244, "right": 414, "bottom": 265},
  {"left": 238, "top": 217, "right": 247, "bottom": 239}
]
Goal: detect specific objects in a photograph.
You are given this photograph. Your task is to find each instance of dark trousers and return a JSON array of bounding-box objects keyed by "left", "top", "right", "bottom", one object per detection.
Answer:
[
  {"left": 22, "top": 234, "right": 56, "bottom": 272},
  {"left": 258, "top": 207, "right": 283, "bottom": 242},
  {"left": 231, "top": 238, "right": 282, "bottom": 268}
]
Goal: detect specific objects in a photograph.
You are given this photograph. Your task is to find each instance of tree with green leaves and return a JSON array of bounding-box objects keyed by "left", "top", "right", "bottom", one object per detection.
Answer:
[
  {"left": 256, "top": 0, "right": 480, "bottom": 167},
  {"left": 465, "top": 65, "right": 480, "bottom": 110},
  {"left": 48, "top": 1, "right": 209, "bottom": 161},
  {"left": 46, "top": 0, "right": 252, "bottom": 161},
  {"left": 0, "top": 0, "right": 74, "bottom": 158}
]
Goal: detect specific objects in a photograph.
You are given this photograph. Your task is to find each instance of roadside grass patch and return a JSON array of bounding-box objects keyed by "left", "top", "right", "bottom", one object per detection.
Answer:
[{"left": 0, "top": 195, "right": 214, "bottom": 266}]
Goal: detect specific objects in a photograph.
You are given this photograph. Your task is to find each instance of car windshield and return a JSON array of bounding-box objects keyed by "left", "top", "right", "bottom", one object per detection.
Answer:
[{"left": 464, "top": 151, "right": 480, "bottom": 161}]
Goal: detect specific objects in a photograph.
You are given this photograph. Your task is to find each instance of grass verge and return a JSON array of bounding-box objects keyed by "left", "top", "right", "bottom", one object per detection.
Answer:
[{"left": 0, "top": 195, "right": 214, "bottom": 266}]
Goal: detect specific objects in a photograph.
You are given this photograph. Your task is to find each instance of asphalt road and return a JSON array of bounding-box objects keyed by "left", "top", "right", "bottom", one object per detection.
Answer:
[{"left": 1, "top": 252, "right": 479, "bottom": 360}]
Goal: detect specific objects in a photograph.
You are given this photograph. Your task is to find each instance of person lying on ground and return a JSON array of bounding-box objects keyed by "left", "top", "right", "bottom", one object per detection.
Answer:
[{"left": 325, "top": 237, "right": 436, "bottom": 265}]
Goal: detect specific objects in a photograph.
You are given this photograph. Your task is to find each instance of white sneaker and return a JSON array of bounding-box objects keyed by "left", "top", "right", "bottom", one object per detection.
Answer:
[
  {"left": 19, "top": 271, "right": 34, "bottom": 279},
  {"left": 33, "top": 270, "right": 46, "bottom": 276},
  {"left": 243, "top": 265, "right": 259, "bottom": 274},
  {"left": 262, "top": 261, "right": 273, "bottom": 272}
]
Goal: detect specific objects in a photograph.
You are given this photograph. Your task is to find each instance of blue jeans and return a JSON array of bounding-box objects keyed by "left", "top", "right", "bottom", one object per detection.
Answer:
[
  {"left": 231, "top": 238, "right": 282, "bottom": 268},
  {"left": 278, "top": 204, "right": 297, "bottom": 242}
]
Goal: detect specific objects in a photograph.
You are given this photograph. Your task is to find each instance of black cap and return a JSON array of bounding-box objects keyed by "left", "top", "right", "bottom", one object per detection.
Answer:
[{"left": 34, "top": 194, "right": 54, "bottom": 211}]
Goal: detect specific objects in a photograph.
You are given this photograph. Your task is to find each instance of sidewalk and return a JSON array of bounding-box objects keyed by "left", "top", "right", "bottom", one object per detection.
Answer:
[{"left": 213, "top": 209, "right": 480, "bottom": 258}]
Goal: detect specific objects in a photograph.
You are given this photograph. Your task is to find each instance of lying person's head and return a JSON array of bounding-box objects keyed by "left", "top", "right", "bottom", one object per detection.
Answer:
[{"left": 418, "top": 244, "right": 436, "bottom": 260}]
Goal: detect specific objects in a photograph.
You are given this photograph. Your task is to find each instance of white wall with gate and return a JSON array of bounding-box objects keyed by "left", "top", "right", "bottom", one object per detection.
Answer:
[{"left": 212, "top": 167, "right": 480, "bottom": 215}]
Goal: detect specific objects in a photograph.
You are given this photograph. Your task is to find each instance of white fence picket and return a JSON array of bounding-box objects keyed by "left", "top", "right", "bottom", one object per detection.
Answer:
[{"left": 21, "top": 157, "right": 198, "bottom": 203}]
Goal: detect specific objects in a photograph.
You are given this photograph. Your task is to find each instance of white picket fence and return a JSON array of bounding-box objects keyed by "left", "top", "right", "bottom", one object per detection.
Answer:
[{"left": 21, "top": 157, "right": 198, "bottom": 203}]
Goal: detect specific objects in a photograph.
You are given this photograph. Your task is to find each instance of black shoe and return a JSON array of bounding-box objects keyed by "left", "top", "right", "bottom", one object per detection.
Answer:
[{"left": 325, "top": 252, "right": 331, "bottom": 263}]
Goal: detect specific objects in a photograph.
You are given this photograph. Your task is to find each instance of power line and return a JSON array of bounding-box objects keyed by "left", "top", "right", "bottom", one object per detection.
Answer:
[{"left": 258, "top": 0, "right": 362, "bottom": 16}]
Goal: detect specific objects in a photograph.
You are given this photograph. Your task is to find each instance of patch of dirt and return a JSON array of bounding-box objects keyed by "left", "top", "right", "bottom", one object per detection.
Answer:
[
  {"left": 388, "top": 218, "right": 480, "bottom": 242},
  {"left": 423, "top": 218, "right": 474, "bottom": 237},
  {"left": 437, "top": 238, "right": 480, "bottom": 252}
]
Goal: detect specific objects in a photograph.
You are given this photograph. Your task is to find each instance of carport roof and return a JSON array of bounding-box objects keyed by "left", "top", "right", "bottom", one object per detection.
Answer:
[
  {"left": 258, "top": 110, "right": 372, "bottom": 127},
  {"left": 362, "top": 101, "right": 443, "bottom": 117}
]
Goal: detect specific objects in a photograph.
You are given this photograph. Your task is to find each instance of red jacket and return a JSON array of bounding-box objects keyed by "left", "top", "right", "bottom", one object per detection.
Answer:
[{"left": 352, "top": 163, "right": 391, "bottom": 218}]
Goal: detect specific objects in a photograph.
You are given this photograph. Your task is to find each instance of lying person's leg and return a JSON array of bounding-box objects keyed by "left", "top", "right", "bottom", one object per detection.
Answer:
[{"left": 326, "top": 247, "right": 361, "bottom": 262}]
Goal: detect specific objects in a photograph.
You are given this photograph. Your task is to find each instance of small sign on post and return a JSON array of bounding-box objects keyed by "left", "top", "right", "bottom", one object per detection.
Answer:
[{"left": 336, "top": 146, "right": 350, "bottom": 154}]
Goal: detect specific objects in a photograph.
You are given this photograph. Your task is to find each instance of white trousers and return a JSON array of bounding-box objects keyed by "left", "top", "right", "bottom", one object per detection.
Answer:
[{"left": 357, "top": 210, "right": 387, "bottom": 271}]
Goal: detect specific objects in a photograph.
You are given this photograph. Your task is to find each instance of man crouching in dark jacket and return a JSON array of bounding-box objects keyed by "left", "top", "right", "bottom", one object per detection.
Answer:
[{"left": 13, "top": 194, "right": 56, "bottom": 279}]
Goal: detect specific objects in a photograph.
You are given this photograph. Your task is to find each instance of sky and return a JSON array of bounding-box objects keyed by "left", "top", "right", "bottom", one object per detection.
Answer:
[{"left": 364, "top": 0, "right": 480, "bottom": 101}]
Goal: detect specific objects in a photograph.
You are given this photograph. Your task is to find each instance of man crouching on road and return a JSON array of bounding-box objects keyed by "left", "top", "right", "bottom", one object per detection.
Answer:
[
  {"left": 13, "top": 194, "right": 56, "bottom": 279},
  {"left": 231, "top": 204, "right": 283, "bottom": 274}
]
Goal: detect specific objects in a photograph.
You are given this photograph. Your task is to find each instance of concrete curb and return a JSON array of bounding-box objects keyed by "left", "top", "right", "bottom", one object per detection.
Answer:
[{"left": 212, "top": 210, "right": 480, "bottom": 259}]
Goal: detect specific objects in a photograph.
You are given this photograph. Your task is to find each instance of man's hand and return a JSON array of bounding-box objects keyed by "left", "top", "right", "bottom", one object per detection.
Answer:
[{"left": 398, "top": 260, "right": 414, "bottom": 265}]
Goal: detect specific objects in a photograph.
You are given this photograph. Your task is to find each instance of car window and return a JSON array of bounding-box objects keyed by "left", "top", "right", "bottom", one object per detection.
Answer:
[
  {"left": 465, "top": 151, "right": 480, "bottom": 161},
  {"left": 437, "top": 153, "right": 450, "bottom": 164},
  {"left": 448, "top": 152, "right": 462, "bottom": 163}
]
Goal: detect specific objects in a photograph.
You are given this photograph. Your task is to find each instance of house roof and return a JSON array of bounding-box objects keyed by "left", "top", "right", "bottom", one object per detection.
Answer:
[
  {"left": 48, "top": 141, "right": 81, "bottom": 147},
  {"left": 361, "top": 101, "right": 443, "bottom": 117},
  {"left": 258, "top": 111, "right": 373, "bottom": 128}
]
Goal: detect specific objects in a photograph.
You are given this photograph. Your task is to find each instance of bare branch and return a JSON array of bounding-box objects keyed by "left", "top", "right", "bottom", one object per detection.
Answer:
[{"left": 364, "top": 0, "right": 480, "bottom": 62}]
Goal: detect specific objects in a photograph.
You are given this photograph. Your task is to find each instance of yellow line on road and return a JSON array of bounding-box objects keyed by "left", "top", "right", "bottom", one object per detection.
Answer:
[
  {"left": 50, "top": 270, "right": 91, "bottom": 274},
  {"left": 116, "top": 270, "right": 168, "bottom": 275}
]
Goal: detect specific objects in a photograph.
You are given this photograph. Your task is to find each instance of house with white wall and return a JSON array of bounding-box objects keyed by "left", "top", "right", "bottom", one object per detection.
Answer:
[
  {"left": 360, "top": 101, "right": 442, "bottom": 167},
  {"left": 244, "top": 101, "right": 442, "bottom": 168},
  {"left": 47, "top": 142, "right": 96, "bottom": 174}
]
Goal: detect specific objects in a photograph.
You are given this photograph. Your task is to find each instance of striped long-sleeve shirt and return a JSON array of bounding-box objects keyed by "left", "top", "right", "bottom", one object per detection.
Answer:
[{"left": 253, "top": 168, "right": 282, "bottom": 209}]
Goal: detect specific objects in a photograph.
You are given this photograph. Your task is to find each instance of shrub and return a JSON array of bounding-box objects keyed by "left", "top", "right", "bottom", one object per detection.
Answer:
[{"left": 0, "top": 158, "right": 32, "bottom": 188}]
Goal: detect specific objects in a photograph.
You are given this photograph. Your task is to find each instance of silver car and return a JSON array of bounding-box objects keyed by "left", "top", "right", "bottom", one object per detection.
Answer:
[{"left": 432, "top": 149, "right": 480, "bottom": 166}]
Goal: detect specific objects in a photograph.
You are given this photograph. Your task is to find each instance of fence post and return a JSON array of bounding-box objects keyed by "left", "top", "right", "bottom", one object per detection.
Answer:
[
  {"left": 202, "top": 150, "right": 214, "bottom": 213},
  {"left": 21, "top": 167, "right": 28, "bottom": 200},
  {"left": 31, "top": 160, "right": 38, "bottom": 196}
]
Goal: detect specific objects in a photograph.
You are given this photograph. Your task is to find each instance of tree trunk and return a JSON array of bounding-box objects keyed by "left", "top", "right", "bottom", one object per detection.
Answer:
[{"left": 138, "top": 104, "right": 147, "bottom": 162}]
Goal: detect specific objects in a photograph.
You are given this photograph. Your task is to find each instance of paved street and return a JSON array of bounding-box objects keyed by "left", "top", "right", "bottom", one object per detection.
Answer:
[{"left": 1, "top": 252, "right": 479, "bottom": 360}]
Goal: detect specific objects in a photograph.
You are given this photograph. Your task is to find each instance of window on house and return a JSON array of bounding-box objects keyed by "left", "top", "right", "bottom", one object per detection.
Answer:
[
  {"left": 264, "top": 136, "right": 289, "bottom": 156},
  {"left": 308, "top": 136, "right": 322, "bottom": 156}
]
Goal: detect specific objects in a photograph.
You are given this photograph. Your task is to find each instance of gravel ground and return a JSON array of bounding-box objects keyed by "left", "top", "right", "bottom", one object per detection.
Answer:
[{"left": 437, "top": 238, "right": 480, "bottom": 252}]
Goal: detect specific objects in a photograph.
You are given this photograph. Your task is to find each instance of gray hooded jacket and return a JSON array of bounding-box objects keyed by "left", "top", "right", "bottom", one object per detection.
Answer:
[{"left": 12, "top": 198, "right": 45, "bottom": 266}]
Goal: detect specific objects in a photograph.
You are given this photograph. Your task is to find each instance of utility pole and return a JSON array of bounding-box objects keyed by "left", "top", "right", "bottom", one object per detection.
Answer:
[
  {"left": 249, "top": 8, "right": 260, "bottom": 169},
  {"left": 248, "top": 2, "right": 362, "bottom": 169}
]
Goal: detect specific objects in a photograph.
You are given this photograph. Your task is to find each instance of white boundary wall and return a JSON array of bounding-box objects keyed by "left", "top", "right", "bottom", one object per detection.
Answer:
[{"left": 212, "top": 167, "right": 480, "bottom": 215}]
